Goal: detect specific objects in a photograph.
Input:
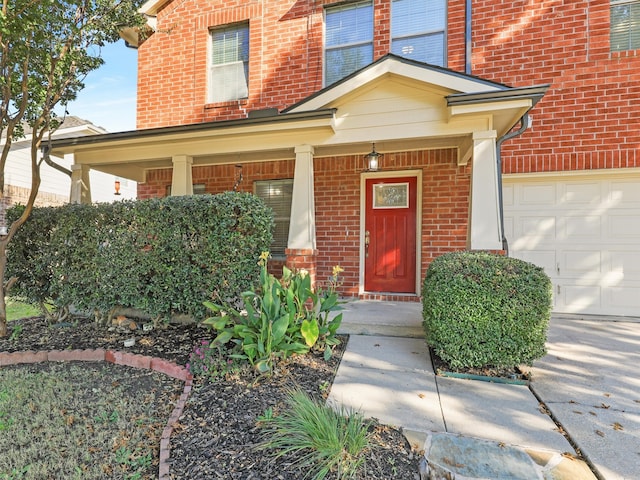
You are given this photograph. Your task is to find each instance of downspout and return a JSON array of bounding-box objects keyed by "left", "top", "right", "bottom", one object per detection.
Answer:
[
  {"left": 496, "top": 114, "right": 530, "bottom": 256},
  {"left": 465, "top": 0, "right": 472, "bottom": 74}
]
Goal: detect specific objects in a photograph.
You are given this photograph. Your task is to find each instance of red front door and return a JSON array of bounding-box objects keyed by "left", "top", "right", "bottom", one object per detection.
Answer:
[{"left": 364, "top": 176, "right": 417, "bottom": 293}]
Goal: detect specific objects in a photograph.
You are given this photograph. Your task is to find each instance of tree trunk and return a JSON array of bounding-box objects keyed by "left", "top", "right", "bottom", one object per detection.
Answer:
[
  {"left": 0, "top": 313, "right": 6, "bottom": 338},
  {"left": 0, "top": 239, "right": 7, "bottom": 338}
]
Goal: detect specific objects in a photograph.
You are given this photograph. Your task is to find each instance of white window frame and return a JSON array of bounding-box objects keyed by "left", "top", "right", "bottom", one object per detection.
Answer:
[
  {"left": 208, "top": 22, "right": 249, "bottom": 103},
  {"left": 324, "top": 1, "right": 374, "bottom": 86},
  {"left": 611, "top": 0, "right": 640, "bottom": 52},
  {"left": 391, "top": 0, "right": 447, "bottom": 66}
]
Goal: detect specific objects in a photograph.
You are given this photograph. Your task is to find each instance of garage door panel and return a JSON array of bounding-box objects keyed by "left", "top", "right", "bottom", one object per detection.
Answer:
[
  {"left": 561, "top": 182, "right": 603, "bottom": 206},
  {"left": 609, "top": 285, "right": 640, "bottom": 308},
  {"left": 519, "top": 184, "right": 555, "bottom": 206},
  {"left": 513, "top": 250, "right": 556, "bottom": 277},
  {"left": 512, "top": 216, "right": 556, "bottom": 244},
  {"left": 610, "top": 180, "right": 640, "bottom": 205},
  {"left": 609, "top": 214, "right": 640, "bottom": 237},
  {"left": 610, "top": 251, "right": 640, "bottom": 279},
  {"left": 561, "top": 215, "right": 601, "bottom": 241},
  {"left": 503, "top": 184, "right": 514, "bottom": 206},
  {"left": 561, "top": 250, "right": 602, "bottom": 277},
  {"left": 559, "top": 285, "right": 601, "bottom": 312}
]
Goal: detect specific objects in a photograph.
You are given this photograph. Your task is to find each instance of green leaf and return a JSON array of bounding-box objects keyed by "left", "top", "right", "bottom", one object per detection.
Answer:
[
  {"left": 281, "top": 342, "right": 310, "bottom": 354},
  {"left": 300, "top": 318, "right": 320, "bottom": 347},
  {"left": 255, "top": 360, "right": 271, "bottom": 374},
  {"left": 272, "top": 315, "right": 290, "bottom": 345},
  {"left": 323, "top": 345, "right": 333, "bottom": 361},
  {"left": 203, "top": 316, "right": 230, "bottom": 330},
  {"left": 319, "top": 294, "right": 339, "bottom": 312},
  {"left": 213, "top": 330, "right": 233, "bottom": 345},
  {"left": 327, "top": 313, "right": 343, "bottom": 333}
]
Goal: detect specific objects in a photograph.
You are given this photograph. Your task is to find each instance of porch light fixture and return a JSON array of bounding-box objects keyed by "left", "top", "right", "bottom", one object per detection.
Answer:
[
  {"left": 365, "top": 143, "right": 382, "bottom": 171},
  {"left": 114, "top": 179, "right": 121, "bottom": 196}
]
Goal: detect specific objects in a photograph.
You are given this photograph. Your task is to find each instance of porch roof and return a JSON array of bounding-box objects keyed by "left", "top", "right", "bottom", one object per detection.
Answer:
[{"left": 49, "top": 55, "right": 549, "bottom": 183}]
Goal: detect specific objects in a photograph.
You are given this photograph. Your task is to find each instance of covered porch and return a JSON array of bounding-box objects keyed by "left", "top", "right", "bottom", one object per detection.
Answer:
[{"left": 50, "top": 55, "right": 547, "bottom": 298}]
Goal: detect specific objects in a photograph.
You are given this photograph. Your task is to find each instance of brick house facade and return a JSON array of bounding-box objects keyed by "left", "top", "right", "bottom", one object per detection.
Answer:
[{"left": 51, "top": 0, "right": 640, "bottom": 315}]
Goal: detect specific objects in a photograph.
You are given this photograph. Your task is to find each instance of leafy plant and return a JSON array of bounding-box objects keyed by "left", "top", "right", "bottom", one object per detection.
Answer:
[
  {"left": 422, "top": 251, "right": 552, "bottom": 369},
  {"left": 203, "top": 253, "right": 343, "bottom": 374},
  {"left": 6, "top": 192, "right": 273, "bottom": 325},
  {"left": 283, "top": 264, "right": 344, "bottom": 360},
  {"left": 258, "top": 388, "right": 371, "bottom": 480}
]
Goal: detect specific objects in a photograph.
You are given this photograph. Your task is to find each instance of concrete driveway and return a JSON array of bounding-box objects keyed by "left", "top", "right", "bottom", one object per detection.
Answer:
[{"left": 531, "top": 315, "right": 640, "bottom": 480}]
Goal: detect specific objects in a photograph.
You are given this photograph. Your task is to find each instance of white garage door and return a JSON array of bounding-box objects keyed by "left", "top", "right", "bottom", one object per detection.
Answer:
[{"left": 503, "top": 173, "right": 640, "bottom": 317}]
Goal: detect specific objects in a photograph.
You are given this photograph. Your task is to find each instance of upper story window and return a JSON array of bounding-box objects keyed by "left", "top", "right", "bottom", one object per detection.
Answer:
[
  {"left": 209, "top": 23, "right": 249, "bottom": 103},
  {"left": 611, "top": 0, "right": 640, "bottom": 51},
  {"left": 392, "top": 0, "right": 446, "bottom": 66},
  {"left": 324, "top": 1, "right": 373, "bottom": 86}
]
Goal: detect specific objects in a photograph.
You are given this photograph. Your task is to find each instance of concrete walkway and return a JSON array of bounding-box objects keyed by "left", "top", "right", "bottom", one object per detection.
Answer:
[{"left": 332, "top": 300, "right": 640, "bottom": 480}]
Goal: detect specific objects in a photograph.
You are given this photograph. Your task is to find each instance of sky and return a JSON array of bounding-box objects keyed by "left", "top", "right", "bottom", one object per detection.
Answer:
[{"left": 62, "top": 41, "right": 139, "bottom": 133}]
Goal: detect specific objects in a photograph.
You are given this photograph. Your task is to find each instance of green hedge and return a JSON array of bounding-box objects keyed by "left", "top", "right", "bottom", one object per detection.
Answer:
[
  {"left": 422, "top": 251, "right": 552, "bottom": 369},
  {"left": 6, "top": 192, "right": 274, "bottom": 323}
]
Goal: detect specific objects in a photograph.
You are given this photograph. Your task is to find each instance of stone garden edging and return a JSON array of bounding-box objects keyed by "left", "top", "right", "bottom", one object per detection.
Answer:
[{"left": 0, "top": 349, "right": 193, "bottom": 480}]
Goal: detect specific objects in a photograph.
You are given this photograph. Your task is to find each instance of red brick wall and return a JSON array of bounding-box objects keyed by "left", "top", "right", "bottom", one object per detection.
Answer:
[
  {"left": 138, "top": 1, "right": 638, "bottom": 174},
  {"left": 139, "top": 0, "right": 394, "bottom": 129},
  {"left": 139, "top": 148, "right": 469, "bottom": 297},
  {"left": 464, "top": 0, "right": 640, "bottom": 174},
  {"left": 314, "top": 148, "right": 468, "bottom": 297}
]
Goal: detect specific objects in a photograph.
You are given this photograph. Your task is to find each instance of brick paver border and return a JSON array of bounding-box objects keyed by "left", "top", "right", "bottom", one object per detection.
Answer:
[{"left": 0, "top": 349, "right": 193, "bottom": 480}]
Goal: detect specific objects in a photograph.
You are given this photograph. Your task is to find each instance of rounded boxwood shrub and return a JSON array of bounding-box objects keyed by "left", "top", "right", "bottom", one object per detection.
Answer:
[{"left": 422, "top": 251, "right": 552, "bottom": 369}]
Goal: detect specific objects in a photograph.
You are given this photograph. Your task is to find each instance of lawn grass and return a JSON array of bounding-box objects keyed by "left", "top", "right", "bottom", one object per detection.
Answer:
[
  {"left": 5, "top": 299, "right": 41, "bottom": 322},
  {"left": 0, "top": 362, "right": 182, "bottom": 480}
]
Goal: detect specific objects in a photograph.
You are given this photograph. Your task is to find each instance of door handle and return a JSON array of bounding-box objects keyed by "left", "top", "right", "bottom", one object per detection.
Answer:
[{"left": 364, "top": 230, "right": 370, "bottom": 258}]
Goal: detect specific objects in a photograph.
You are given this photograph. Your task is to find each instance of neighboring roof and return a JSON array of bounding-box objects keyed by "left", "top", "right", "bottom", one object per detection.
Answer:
[{"left": 1, "top": 116, "right": 107, "bottom": 146}]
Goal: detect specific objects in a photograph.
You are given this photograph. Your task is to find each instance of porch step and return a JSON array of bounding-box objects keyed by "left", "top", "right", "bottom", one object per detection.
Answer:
[{"left": 337, "top": 299, "right": 424, "bottom": 338}]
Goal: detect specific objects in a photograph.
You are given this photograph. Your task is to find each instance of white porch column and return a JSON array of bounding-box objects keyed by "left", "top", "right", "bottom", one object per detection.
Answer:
[
  {"left": 287, "top": 145, "right": 316, "bottom": 250},
  {"left": 171, "top": 155, "right": 193, "bottom": 196},
  {"left": 469, "top": 130, "right": 502, "bottom": 250},
  {"left": 70, "top": 162, "right": 92, "bottom": 204}
]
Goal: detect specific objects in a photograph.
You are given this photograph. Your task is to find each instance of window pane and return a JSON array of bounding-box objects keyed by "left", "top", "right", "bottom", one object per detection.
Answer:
[
  {"left": 325, "top": 1, "right": 373, "bottom": 85},
  {"left": 391, "top": 0, "right": 446, "bottom": 64},
  {"left": 325, "top": 44, "right": 373, "bottom": 85},
  {"left": 211, "top": 25, "right": 249, "bottom": 65},
  {"left": 254, "top": 179, "right": 293, "bottom": 256},
  {"left": 326, "top": 2, "right": 373, "bottom": 47},
  {"left": 392, "top": 33, "right": 445, "bottom": 66},
  {"left": 611, "top": 2, "right": 640, "bottom": 51},
  {"left": 210, "top": 23, "right": 249, "bottom": 103},
  {"left": 392, "top": 0, "right": 445, "bottom": 37},
  {"left": 210, "top": 62, "right": 248, "bottom": 102}
]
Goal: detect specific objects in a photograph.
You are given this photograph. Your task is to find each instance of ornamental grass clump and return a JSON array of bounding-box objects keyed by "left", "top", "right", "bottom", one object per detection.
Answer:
[
  {"left": 258, "top": 388, "right": 371, "bottom": 480},
  {"left": 422, "top": 251, "right": 552, "bottom": 369}
]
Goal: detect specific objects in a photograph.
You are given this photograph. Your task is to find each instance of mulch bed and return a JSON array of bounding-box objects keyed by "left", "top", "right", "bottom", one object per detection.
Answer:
[
  {"left": 428, "top": 347, "right": 531, "bottom": 382},
  {"left": 1, "top": 316, "right": 421, "bottom": 479}
]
